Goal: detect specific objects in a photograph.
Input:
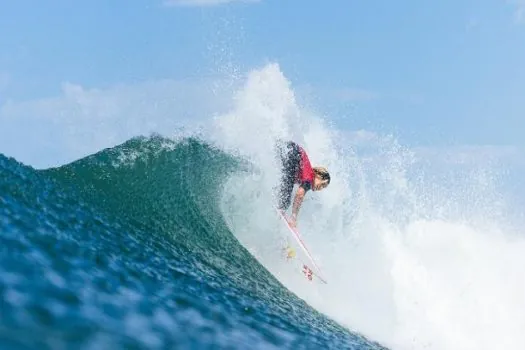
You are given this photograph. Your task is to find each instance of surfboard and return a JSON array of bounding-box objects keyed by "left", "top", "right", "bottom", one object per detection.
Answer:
[{"left": 275, "top": 208, "right": 327, "bottom": 284}]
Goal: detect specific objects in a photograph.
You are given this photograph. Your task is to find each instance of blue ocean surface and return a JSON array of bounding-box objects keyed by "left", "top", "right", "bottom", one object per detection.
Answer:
[{"left": 0, "top": 136, "right": 387, "bottom": 349}]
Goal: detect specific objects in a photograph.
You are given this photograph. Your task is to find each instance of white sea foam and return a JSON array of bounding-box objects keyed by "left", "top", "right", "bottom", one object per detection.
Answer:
[{"left": 215, "top": 63, "right": 525, "bottom": 350}]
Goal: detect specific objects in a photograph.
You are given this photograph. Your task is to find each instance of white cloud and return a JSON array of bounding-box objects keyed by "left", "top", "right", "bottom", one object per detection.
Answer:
[
  {"left": 0, "top": 77, "right": 237, "bottom": 168},
  {"left": 338, "top": 128, "right": 522, "bottom": 168},
  {"left": 509, "top": 0, "right": 525, "bottom": 23},
  {"left": 163, "top": 0, "right": 260, "bottom": 7}
]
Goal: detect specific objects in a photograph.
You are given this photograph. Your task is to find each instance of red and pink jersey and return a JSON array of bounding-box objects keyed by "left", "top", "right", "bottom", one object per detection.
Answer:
[{"left": 296, "top": 147, "right": 314, "bottom": 186}]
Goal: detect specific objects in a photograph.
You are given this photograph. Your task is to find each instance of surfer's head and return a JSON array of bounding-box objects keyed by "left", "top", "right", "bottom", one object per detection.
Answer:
[{"left": 312, "top": 167, "right": 330, "bottom": 191}]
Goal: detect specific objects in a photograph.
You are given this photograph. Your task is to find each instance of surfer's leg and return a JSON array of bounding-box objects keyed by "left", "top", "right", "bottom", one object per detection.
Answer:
[
  {"left": 277, "top": 176, "right": 294, "bottom": 210},
  {"left": 277, "top": 142, "right": 301, "bottom": 210},
  {"left": 284, "top": 141, "right": 301, "bottom": 178}
]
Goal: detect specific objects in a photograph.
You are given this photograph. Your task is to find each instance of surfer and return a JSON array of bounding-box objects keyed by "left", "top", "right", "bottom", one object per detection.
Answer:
[{"left": 275, "top": 140, "right": 330, "bottom": 228}]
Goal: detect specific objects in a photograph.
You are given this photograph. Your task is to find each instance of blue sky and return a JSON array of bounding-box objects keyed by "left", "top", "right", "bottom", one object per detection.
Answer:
[{"left": 1, "top": 0, "right": 525, "bottom": 166}]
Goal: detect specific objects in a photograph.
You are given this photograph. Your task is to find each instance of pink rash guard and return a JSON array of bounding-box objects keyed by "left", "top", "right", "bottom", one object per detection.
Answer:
[{"left": 296, "top": 147, "right": 314, "bottom": 189}]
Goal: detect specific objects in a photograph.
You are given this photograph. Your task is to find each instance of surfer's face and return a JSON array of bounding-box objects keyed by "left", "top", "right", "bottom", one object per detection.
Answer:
[{"left": 313, "top": 176, "right": 329, "bottom": 191}]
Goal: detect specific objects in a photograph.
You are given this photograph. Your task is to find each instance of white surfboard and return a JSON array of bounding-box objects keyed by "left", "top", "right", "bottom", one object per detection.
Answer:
[{"left": 275, "top": 208, "right": 327, "bottom": 284}]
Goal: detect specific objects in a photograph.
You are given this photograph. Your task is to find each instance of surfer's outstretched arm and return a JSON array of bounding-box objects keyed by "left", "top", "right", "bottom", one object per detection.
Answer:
[{"left": 290, "top": 186, "right": 306, "bottom": 227}]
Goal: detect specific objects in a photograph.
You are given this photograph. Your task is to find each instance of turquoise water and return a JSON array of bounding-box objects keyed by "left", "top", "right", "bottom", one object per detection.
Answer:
[{"left": 0, "top": 135, "right": 387, "bottom": 349}]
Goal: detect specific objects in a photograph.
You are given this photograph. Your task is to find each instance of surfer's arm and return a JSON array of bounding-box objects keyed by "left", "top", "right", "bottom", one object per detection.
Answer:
[{"left": 290, "top": 186, "right": 307, "bottom": 222}]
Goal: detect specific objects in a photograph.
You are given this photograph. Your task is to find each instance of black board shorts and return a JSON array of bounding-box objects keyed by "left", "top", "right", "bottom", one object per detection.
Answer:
[{"left": 276, "top": 141, "right": 302, "bottom": 210}]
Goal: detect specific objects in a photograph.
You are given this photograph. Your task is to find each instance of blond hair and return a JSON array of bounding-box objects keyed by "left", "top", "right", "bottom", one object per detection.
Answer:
[{"left": 313, "top": 167, "right": 330, "bottom": 185}]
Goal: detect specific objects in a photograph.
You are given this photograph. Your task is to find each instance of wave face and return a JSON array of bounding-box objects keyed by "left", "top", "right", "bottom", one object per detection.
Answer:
[{"left": 0, "top": 136, "right": 386, "bottom": 349}]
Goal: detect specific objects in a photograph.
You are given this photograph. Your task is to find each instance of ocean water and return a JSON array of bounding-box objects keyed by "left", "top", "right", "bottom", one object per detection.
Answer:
[
  {"left": 2, "top": 64, "right": 525, "bottom": 350},
  {"left": 0, "top": 137, "right": 386, "bottom": 349}
]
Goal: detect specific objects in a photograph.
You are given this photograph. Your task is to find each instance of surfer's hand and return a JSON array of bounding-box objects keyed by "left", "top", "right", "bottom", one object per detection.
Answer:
[{"left": 288, "top": 217, "right": 297, "bottom": 229}]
